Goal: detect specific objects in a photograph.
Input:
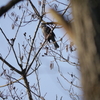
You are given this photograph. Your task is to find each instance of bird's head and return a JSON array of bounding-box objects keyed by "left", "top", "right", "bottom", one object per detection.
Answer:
[{"left": 40, "top": 23, "right": 46, "bottom": 28}]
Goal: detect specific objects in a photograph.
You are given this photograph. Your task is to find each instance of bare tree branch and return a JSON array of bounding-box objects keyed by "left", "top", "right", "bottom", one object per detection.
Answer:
[
  {"left": 25, "top": 19, "right": 42, "bottom": 73},
  {"left": 28, "top": 0, "right": 40, "bottom": 18},
  {"left": 0, "top": 56, "right": 21, "bottom": 74},
  {"left": 0, "top": 0, "right": 23, "bottom": 17},
  {"left": 23, "top": 75, "right": 33, "bottom": 100}
]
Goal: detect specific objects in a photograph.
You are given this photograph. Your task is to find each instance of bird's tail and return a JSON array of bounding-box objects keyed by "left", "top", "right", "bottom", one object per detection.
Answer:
[
  {"left": 54, "top": 41, "right": 59, "bottom": 49},
  {"left": 51, "top": 36, "right": 59, "bottom": 49}
]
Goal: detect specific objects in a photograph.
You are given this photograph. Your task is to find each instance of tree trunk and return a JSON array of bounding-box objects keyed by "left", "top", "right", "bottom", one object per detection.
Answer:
[{"left": 71, "top": 0, "right": 100, "bottom": 100}]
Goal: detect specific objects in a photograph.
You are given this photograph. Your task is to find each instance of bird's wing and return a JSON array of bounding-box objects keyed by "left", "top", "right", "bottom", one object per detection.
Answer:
[
  {"left": 45, "top": 26, "right": 51, "bottom": 33},
  {"left": 46, "top": 26, "right": 56, "bottom": 38}
]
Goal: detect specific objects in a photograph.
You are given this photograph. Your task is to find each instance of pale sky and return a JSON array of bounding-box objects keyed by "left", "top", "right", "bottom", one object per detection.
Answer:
[{"left": 0, "top": 0, "right": 81, "bottom": 100}]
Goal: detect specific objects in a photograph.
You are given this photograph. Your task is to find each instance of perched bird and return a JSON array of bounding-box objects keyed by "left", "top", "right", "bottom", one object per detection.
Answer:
[{"left": 41, "top": 23, "right": 59, "bottom": 49}]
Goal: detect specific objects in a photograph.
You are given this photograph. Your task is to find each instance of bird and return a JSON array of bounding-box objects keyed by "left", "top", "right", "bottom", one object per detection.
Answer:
[{"left": 41, "top": 23, "right": 59, "bottom": 49}]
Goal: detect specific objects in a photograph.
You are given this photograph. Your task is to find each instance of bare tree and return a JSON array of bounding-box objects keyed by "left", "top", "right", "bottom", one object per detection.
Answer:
[{"left": 0, "top": 0, "right": 80, "bottom": 100}]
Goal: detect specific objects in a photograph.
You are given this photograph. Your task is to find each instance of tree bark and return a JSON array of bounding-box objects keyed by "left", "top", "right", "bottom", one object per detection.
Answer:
[{"left": 71, "top": 0, "right": 100, "bottom": 100}]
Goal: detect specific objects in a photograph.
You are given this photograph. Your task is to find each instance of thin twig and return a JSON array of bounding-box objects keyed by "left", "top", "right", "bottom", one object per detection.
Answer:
[
  {"left": 25, "top": 18, "right": 42, "bottom": 73},
  {"left": 60, "top": 73, "right": 82, "bottom": 88},
  {"left": 35, "top": 70, "right": 41, "bottom": 96},
  {"left": 26, "top": 40, "right": 46, "bottom": 73},
  {"left": 15, "top": 11, "right": 25, "bottom": 38},
  {"left": 0, "top": 28, "right": 21, "bottom": 68},
  {"left": 41, "top": 0, "right": 46, "bottom": 15},
  {"left": 49, "top": 48, "right": 79, "bottom": 66}
]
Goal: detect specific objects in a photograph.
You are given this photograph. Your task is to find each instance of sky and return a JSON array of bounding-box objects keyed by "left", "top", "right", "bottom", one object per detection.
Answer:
[{"left": 0, "top": 0, "right": 82, "bottom": 100}]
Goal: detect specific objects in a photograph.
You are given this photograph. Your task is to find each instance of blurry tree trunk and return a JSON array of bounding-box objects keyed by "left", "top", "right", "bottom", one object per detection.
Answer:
[{"left": 71, "top": 0, "right": 100, "bottom": 100}]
